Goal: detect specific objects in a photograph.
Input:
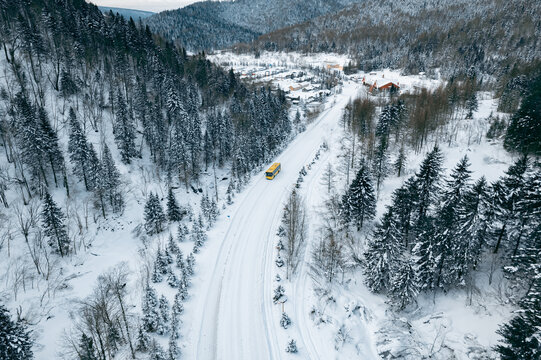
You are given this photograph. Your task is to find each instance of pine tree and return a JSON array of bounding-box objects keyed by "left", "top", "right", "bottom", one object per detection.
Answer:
[
  {"left": 285, "top": 339, "right": 298, "bottom": 353},
  {"left": 372, "top": 138, "right": 389, "bottom": 191},
  {"left": 465, "top": 92, "right": 478, "bottom": 119},
  {"left": 273, "top": 285, "right": 285, "bottom": 302},
  {"left": 157, "top": 295, "right": 170, "bottom": 335},
  {"left": 364, "top": 208, "right": 403, "bottom": 292},
  {"left": 504, "top": 72, "right": 541, "bottom": 155},
  {"left": 167, "top": 273, "right": 180, "bottom": 288},
  {"left": 434, "top": 156, "right": 472, "bottom": 289},
  {"left": 491, "top": 155, "right": 529, "bottom": 256},
  {"left": 390, "top": 177, "right": 418, "bottom": 249},
  {"left": 388, "top": 255, "right": 419, "bottom": 310},
  {"left": 12, "top": 93, "right": 48, "bottom": 188},
  {"left": 41, "top": 192, "right": 70, "bottom": 257},
  {"left": 341, "top": 161, "right": 376, "bottom": 230},
  {"left": 95, "top": 144, "right": 123, "bottom": 216},
  {"left": 415, "top": 145, "right": 444, "bottom": 222},
  {"left": 170, "top": 309, "right": 181, "bottom": 341},
  {"left": 280, "top": 312, "right": 291, "bottom": 329},
  {"left": 168, "top": 335, "right": 180, "bottom": 360},
  {"left": 135, "top": 325, "right": 150, "bottom": 352},
  {"left": 0, "top": 305, "right": 33, "bottom": 360},
  {"left": 166, "top": 188, "right": 182, "bottom": 222},
  {"left": 38, "top": 106, "right": 65, "bottom": 187},
  {"left": 148, "top": 340, "right": 167, "bottom": 360},
  {"left": 144, "top": 192, "right": 166, "bottom": 235},
  {"left": 114, "top": 91, "right": 137, "bottom": 163},
  {"left": 142, "top": 286, "right": 159, "bottom": 333},
  {"left": 393, "top": 146, "right": 407, "bottom": 177},
  {"left": 78, "top": 333, "right": 98, "bottom": 360},
  {"left": 495, "top": 269, "right": 541, "bottom": 359},
  {"left": 455, "top": 176, "right": 491, "bottom": 294},
  {"left": 68, "top": 108, "right": 93, "bottom": 190},
  {"left": 191, "top": 218, "right": 207, "bottom": 251},
  {"left": 177, "top": 224, "right": 188, "bottom": 242},
  {"left": 186, "top": 253, "right": 195, "bottom": 276}
]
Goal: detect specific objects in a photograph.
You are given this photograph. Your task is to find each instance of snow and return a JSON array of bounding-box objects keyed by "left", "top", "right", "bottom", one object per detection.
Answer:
[{"left": 0, "top": 47, "right": 519, "bottom": 359}]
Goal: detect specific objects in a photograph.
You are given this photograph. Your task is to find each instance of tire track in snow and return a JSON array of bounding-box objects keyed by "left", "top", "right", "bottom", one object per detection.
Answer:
[{"left": 193, "top": 85, "right": 359, "bottom": 360}]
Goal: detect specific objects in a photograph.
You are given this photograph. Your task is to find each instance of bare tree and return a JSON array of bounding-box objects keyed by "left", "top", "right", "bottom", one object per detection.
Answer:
[
  {"left": 278, "top": 189, "right": 307, "bottom": 279},
  {"left": 66, "top": 265, "right": 136, "bottom": 359},
  {"left": 320, "top": 163, "right": 336, "bottom": 194},
  {"left": 102, "top": 263, "right": 136, "bottom": 359},
  {"left": 14, "top": 200, "right": 41, "bottom": 275}
]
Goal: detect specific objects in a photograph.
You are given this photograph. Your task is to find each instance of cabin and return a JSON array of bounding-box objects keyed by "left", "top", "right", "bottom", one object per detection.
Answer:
[
  {"left": 289, "top": 85, "right": 302, "bottom": 92},
  {"left": 326, "top": 64, "right": 344, "bottom": 71},
  {"left": 363, "top": 77, "right": 400, "bottom": 94}
]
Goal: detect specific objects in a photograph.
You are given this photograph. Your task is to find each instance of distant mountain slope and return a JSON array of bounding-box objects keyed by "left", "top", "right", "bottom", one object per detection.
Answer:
[
  {"left": 248, "top": 0, "right": 541, "bottom": 76},
  {"left": 144, "top": 0, "right": 361, "bottom": 51},
  {"left": 99, "top": 6, "right": 154, "bottom": 20}
]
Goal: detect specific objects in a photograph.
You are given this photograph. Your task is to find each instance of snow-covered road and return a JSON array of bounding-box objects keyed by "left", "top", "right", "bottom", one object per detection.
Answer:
[{"left": 188, "top": 83, "right": 360, "bottom": 360}]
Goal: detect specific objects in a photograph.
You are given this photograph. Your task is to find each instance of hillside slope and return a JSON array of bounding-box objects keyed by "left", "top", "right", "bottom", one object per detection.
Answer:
[
  {"left": 247, "top": 0, "right": 541, "bottom": 77},
  {"left": 144, "top": 0, "right": 361, "bottom": 51}
]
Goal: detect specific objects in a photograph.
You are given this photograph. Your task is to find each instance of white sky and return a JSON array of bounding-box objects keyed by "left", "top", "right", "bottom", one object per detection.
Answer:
[{"left": 88, "top": 0, "right": 202, "bottom": 12}]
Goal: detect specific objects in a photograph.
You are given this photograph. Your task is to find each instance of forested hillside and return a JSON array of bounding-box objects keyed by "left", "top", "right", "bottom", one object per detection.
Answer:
[
  {"left": 144, "top": 0, "right": 361, "bottom": 52},
  {"left": 0, "top": 0, "right": 291, "bottom": 358},
  {"left": 247, "top": 0, "right": 541, "bottom": 78}
]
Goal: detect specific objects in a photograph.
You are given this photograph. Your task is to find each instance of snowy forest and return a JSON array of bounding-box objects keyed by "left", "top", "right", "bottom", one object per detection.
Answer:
[
  {"left": 0, "top": 0, "right": 291, "bottom": 359},
  {"left": 0, "top": 0, "right": 540, "bottom": 359}
]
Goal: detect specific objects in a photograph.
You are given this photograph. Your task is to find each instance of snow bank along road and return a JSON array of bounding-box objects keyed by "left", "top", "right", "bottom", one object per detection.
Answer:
[{"left": 189, "top": 83, "right": 361, "bottom": 359}]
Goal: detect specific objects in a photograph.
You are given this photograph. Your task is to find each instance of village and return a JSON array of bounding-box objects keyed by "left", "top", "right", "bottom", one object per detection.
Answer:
[{"left": 208, "top": 51, "right": 444, "bottom": 114}]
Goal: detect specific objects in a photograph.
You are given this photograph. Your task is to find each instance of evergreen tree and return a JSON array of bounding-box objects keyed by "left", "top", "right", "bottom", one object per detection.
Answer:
[
  {"left": 148, "top": 340, "right": 167, "bottom": 360},
  {"left": 504, "top": 73, "right": 541, "bottom": 155},
  {"left": 37, "top": 106, "right": 65, "bottom": 187},
  {"left": 455, "top": 176, "right": 491, "bottom": 292},
  {"left": 168, "top": 335, "right": 180, "bottom": 360},
  {"left": 68, "top": 108, "right": 93, "bottom": 190},
  {"left": 388, "top": 255, "right": 419, "bottom": 310},
  {"left": 465, "top": 92, "right": 478, "bottom": 119},
  {"left": 78, "top": 333, "right": 98, "bottom": 360},
  {"left": 12, "top": 93, "right": 48, "bottom": 187},
  {"left": 167, "top": 273, "right": 180, "bottom": 288},
  {"left": 41, "top": 192, "right": 70, "bottom": 257},
  {"left": 169, "top": 309, "right": 181, "bottom": 341},
  {"left": 363, "top": 208, "right": 403, "bottom": 292},
  {"left": 166, "top": 188, "right": 182, "bottom": 222},
  {"left": 433, "top": 156, "right": 472, "bottom": 289},
  {"left": 495, "top": 269, "right": 541, "bottom": 360},
  {"left": 285, "top": 339, "right": 298, "bottom": 353},
  {"left": 191, "top": 218, "right": 207, "bottom": 251},
  {"left": 144, "top": 192, "right": 167, "bottom": 235},
  {"left": 414, "top": 145, "right": 444, "bottom": 222},
  {"left": 177, "top": 224, "right": 188, "bottom": 242},
  {"left": 280, "top": 312, "right": 291, "bottom": 329},
  {"left": 0, "top": 305, "right": 33, "bottom": 360},
  {"left": 114, "top": 91, "right": 137, "bottom": 163},
  {"left": 186, "top": 253, "right": 195, "bottom": 276},
  {"left": 341, "top": 161, "right": 376, "bottom": 230},
  {"left": 390, "top": 177, "right": 418, "bottom": 249},
  {"left": 95, "top": 144, "right": 123, "bottom": 216},
  {"left": 372, "top": 138, "right": 390, "bottom": 191},
  {"left": 393, "top": 146, "right": 407, "bottom": 177},
  {"left": 135, "top": 325, "right": 150, "bottom": 352},
  {"left": 157, "top": 295, "right": 170, "bottom": 336},
  {"left": 491, "top": 155, "right": 529, "bottom": 256},
  {"left": 142, "top": 286, "right": 159, "bottom": 333}
]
